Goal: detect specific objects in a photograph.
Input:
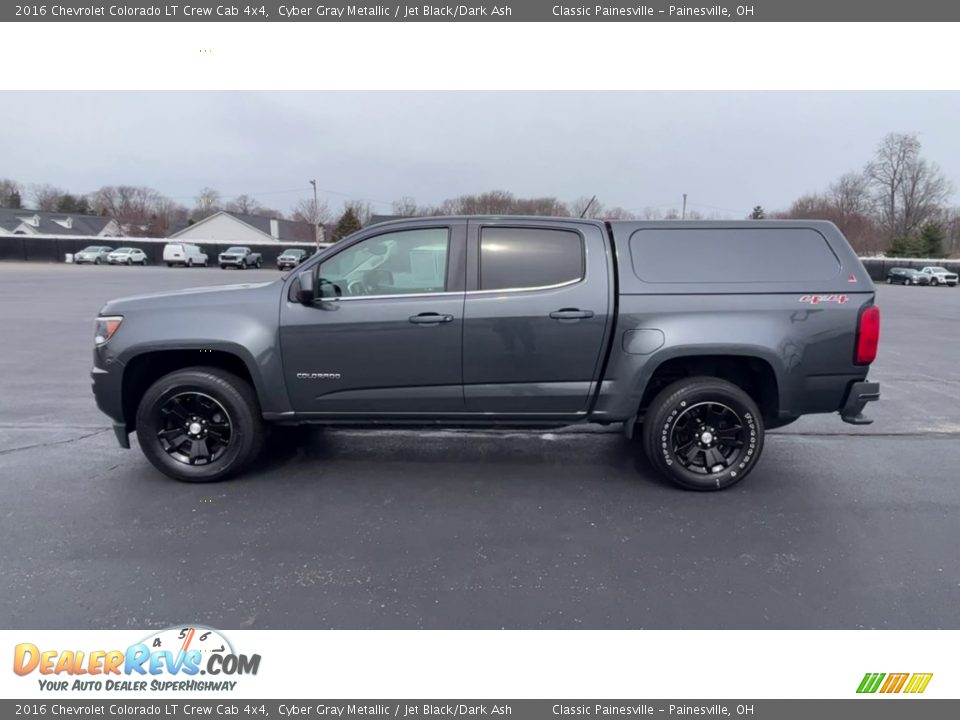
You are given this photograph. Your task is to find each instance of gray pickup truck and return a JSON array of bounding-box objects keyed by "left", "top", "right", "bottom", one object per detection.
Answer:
[{"left": 92, "top": 217, "right": 880, "bottom": 490}]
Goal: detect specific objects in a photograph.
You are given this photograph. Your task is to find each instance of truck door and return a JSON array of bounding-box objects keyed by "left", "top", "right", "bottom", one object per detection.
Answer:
[
  {"left": 462, "top": 220, "right": 612, "bottom": 416},
  {"left": 280, "top": 222, "right": 467, "bottom": 415}
]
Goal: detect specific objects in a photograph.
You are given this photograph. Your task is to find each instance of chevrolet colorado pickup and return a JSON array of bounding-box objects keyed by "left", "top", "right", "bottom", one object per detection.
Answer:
[{"left": 92, "top": 217, "right": 880, "bottom": 490}]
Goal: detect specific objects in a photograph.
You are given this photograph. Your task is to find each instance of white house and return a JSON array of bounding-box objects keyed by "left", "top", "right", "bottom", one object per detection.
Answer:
[
  {"left": 0, "top": 209, "right": 121, "bottom": 237},
  {"left": 168, "top": 211, "right": 320, "bottom": 245}
]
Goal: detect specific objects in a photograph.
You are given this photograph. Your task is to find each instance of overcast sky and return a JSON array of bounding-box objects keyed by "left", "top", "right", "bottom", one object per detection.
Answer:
[{"left": 3, "top": 91, "right": 960, "bottom": 218}]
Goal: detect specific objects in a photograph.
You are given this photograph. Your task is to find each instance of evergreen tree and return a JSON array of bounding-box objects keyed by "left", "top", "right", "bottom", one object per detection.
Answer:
[
  {"left": 332, "top": 207, "right": 362, "bottom": 242},
  {"left": 918, "top": 221, "right": 945, "bottom": 258},
  {"left": 749, "top": 205, "right": 765, "bottom": 219},
  {"left": 5, "top": 190, "right": 22, "bottom": 209},
  {"left": 56, "top": 194, "right": 81, "bottom": 213},
  {"left": 886, "top": 235, "right": 926, "bottom": 258}
]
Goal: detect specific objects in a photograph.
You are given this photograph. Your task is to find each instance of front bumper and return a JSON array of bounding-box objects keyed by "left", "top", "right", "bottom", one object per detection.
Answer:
[
  {"left": 91, "top": 360, "right": 129, "bottom": 447},
  {"left": 840, "top": 381, "right": 880, "bottom": 425}
]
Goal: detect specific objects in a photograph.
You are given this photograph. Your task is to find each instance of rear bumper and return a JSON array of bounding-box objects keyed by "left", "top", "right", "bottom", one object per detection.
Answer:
[{"left": 840, "top": 381, "right": 880, "bottom": 425}]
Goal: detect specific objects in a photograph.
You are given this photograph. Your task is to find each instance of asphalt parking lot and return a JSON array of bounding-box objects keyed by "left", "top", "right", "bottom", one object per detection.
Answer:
[{"left": 1, "top": 262, "right": 958, "bottom": 629}]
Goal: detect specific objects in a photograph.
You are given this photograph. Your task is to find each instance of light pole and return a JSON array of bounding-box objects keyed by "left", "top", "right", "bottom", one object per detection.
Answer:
[{"left": 309, "top": 179, "right": 320, "bottom": 248}]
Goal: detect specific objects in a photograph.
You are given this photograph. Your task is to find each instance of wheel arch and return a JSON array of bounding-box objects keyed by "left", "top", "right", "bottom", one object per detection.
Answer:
[
  {"left": 636, "top": 350, "right": 783, "bottom": 425},
  {"left": 120, "top": 347, "right": 263, "bottom": 433}
]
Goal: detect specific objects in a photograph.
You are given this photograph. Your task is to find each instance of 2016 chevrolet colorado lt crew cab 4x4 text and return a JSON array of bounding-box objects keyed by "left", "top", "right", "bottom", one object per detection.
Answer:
[{"left": 91, "top": 217, "right": 880, "bottom": 490}]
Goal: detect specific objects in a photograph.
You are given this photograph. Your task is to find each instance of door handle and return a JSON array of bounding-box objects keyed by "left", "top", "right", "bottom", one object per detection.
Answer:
[
  {"left": 549, "top": 308, "right": 594, "bottom": 320},
  {"left": 409, "top": 312, "right": 454, "bottom": 325}
]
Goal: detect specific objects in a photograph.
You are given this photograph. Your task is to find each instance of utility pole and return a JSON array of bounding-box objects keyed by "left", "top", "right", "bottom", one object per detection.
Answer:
[
  {"left": 309, "top": 179, "right": 320, "bottom": 248},
  {"left": 682, "top": 193, "right": 687, "bottom": 220}
]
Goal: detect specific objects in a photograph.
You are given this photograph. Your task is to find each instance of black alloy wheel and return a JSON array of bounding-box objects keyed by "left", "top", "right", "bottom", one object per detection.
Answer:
[
  {"left": 155, "top": 391, "right": 233, "bottom": 467},
  {"left": 642, "top": 377, "right": 765, "bottom": 491}
]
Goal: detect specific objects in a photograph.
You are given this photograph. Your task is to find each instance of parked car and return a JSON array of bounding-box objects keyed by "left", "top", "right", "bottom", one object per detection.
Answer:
[
  {"left": 886, "top": 267, "right": 931, "bottom": 286},
  {"left": 74, "top": 246, "right": 113, "bottom": 265},
  {"left": 276, "top": 248, "right": 309, "bottom": 270},
  {"left": 163, "top": 243, "right": 208, "bottom": 268},
  {"left": 92, "top": 218, "right": 881, "bottom": 491},
  {"left": 219, "top": 246, "right": 262, "bottom": 269},
  {"left": 919, "top": 266, "right": 958, "bottom": 286},
  {"left": 107, "top": 247, "right": 148, "bottom": 266}
]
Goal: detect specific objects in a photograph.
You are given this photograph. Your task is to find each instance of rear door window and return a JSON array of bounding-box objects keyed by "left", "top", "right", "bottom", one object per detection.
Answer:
[{"left": 479, "top": 227, "right": 584, "bottom": 291}]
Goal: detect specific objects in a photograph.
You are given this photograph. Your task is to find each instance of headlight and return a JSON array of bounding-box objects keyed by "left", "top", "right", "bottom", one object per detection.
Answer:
[{"left": 94, "top": 316, "right": 123, "bottom": 345}]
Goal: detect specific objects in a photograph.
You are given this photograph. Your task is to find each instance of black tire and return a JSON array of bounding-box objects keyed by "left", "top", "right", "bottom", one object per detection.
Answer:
[
  {"left": 94, "top": 257, "right": 102, "bottom": 265},
  {"left": 642, "top": 377, "right": 765, "bottom": 491},
  {"left": 135, "top": 367, "right": 265, "bottom": 482},
  {"left": 126, "top": 258, "right": 132, "bottom": 265},
  {"left": 255, "top": 258, "right": 262, "bottom": 269},
  {"left": 220, "top": 264, "right": 226, "bottom": 269},
  {"left": 930, "top": 277, "right": 939, "bottom": 286},
  {"left": 186, "top": 258, "right": 193, "bottom": 267}
]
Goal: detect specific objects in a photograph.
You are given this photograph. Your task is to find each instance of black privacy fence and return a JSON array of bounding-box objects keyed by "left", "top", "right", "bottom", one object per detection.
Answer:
[{"left": 0, "top": 235, "right": 320, "bottom": 265}]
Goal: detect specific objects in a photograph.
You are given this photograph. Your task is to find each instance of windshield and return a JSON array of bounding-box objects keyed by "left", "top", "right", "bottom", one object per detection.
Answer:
[
  {"left": 930, "top": 267, "right": 948, "bottom": 273},
  {"left": 114, "top": 248, "right": 132, "bottom": 253},
  {"left": 81, "top": 246, "right": 102, "bottom": 253},
  {"left": 282, "top": 249, "right": 302, "bottom": 256},
  {"left": 226, "top": 247, "right": 246, "bottom": 253}
]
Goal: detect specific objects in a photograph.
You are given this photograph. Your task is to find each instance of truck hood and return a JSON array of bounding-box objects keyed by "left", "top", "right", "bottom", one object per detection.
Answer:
[{"left": 99, "top": 280, "right": 279, "bottom": 315}]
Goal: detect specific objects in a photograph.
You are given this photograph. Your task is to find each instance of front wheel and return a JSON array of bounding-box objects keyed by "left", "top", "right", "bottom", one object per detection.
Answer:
[
  {"left": 135, "top": 367, "right": 265, "bottom": 482},
  {"left": 642, "top": 377, "right": 765, "bottom": 491},
  {"left": 255, "top": 258, "right": 262, "bottom": 269},
  {"left": 930, "top": 277, "right": 939, "bottom": 286}
]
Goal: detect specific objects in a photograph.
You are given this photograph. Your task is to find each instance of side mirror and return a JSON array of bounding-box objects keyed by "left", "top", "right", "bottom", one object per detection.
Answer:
[{"left": 297, "top": 270, "right": 315, "bottom": 304}]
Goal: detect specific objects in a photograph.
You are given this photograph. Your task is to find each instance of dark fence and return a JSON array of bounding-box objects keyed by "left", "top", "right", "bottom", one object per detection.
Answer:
[
  {"left": 0, "top": 235, "right": 320, "bottom": 266},
  {"left": 860, "top": 257, "right": 960, "bottom": 281}
]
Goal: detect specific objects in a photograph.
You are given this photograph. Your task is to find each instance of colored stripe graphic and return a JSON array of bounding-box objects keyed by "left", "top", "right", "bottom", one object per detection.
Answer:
[{"left": 857, "top": 672, "right": 932, "bottom": 694}]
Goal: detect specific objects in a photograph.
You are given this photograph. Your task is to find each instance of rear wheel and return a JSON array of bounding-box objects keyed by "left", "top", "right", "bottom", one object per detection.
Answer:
[
  {"left": 255, "top": 258, "right": 262, "bottom": 269},
  {"left": 186, "top": 258, "right": 193, "bottom": 267},
  {"left": 135, "top": 367, "right": 265, "bottom": 482},
  {"left": 95, "top": 257, "right": 102, "bottom": 265},
  {"left": 126, "top": 258, "right": 132, "bottom": 265},
  {"left": 642, "top": 377, "right": 765, "bottom": 491}
]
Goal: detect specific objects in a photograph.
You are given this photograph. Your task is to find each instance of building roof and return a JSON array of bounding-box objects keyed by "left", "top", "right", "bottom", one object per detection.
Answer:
[
  {"left": 0, "top": 208, "right": 116, "bottom": 236},
  {"left": 168, "top": 211, "right": 315, "bottom": 243}
]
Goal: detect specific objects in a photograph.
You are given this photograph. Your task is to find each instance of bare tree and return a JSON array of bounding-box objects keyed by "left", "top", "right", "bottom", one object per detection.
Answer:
[
  {"left": 193, "top": 187, "right": 221, "bottom": 220},
  {"left": 293, "top": 196, "right": 331, "bottom": 229},
  {"left": 31, "top": 183, "right": 65, "bottom": 211},
  {"left": 225, "top": 194, "right": 258, "bottom": 214},
  {"left": 865, "top": 133, "right": 952, "bottom": 241},
  {"left": 90, "top": 185, "right": 174, "bottom": 234},
  {"left": 392, "top": 196, "right": 421, "bottom": 216}
]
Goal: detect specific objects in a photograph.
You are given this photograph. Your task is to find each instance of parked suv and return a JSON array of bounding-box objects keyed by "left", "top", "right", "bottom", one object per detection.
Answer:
[
  {"left": 92, "top": 218, "right": 880, "bottom": 491},
  {"left": 919, "top": 266, "right": 958, "bottom": 286},
  {"left": 163, "top": 243, "right": 208, "bottom": 267},
  {"left": 219, "top": 247, "right": 262, "bottom": 269},
  {"left": 886, "top": 267, "right": 930, "bottom": 286},
  {"left": 277, "top": 248, "right": 309, "bottom": 270},
  {"left": 74, "top": 246, "right": 113, "bottom": 265},
  {"left": 107, "top": 248, "right": 148, "bottom": 266}
]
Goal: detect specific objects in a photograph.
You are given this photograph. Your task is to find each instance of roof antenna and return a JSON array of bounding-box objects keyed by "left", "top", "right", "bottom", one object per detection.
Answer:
[{"left": 579, "top": 195, "right": 597, "bottom": 218}]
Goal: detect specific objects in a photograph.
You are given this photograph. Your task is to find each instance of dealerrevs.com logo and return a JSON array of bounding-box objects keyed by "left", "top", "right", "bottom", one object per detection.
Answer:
[{"left": 13, "top": 626, "right": 261, "bottom": 693}]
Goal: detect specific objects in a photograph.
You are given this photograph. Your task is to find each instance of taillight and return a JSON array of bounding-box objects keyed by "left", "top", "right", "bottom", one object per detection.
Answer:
[{"left": 855, "top": 305, "right": 880, "bottom": 365}]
